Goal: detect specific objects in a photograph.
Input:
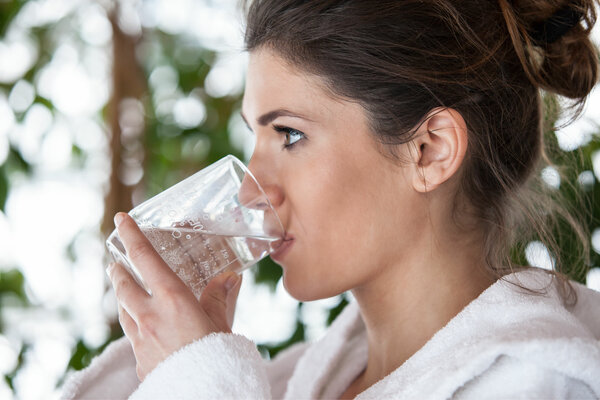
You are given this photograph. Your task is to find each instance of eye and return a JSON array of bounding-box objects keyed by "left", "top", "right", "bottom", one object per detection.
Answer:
[{"left": 273, "top": 125, "right": 306, "bottom": 149}]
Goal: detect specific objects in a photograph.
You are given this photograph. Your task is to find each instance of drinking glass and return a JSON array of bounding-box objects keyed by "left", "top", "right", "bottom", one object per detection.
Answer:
[{"left": 106, "top": 155, "right": 284, "bottom": 299}]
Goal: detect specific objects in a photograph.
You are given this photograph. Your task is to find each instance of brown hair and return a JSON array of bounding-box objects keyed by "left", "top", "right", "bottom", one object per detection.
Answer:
[{"left": 242, "top": 0, "right": 598, "bottom": 302}]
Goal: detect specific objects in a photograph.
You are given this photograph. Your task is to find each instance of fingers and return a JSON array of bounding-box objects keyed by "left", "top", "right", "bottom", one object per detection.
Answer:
[
  {"left": 107, "top": 262, "right": 149, "bottom": 324},
  {"left": 114, "top": 212, "right": 183, "bottom": 295},
  {"left": 198, "top": 271, "right": 242, "bottom": 331},
  {"left": 225, "top": 274, "right": 243, "bottom": 327},
  {"left": 117, "top": 303, "right": 138, "bottom": 338}
]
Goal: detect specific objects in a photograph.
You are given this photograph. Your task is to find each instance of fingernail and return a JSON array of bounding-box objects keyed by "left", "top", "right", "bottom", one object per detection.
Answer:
[
  {"left": 224, "top": 273, "right": 239, "bottom": 291},
  {"left": 114, "top": 212, "right": 125, "bottom": 227}
]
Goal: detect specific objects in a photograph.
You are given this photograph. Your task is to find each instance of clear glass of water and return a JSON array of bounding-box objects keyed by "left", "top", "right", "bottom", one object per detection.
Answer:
[{"left": 106, "top": 155, "right": 284, "bottom": 300}]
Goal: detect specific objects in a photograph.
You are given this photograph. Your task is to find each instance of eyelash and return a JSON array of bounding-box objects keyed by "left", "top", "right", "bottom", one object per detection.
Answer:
[{"left": 273, "top": 125, "right": 306, "bottom": 150}]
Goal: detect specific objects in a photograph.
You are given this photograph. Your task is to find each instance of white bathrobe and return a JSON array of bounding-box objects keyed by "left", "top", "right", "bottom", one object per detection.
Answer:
[{"left": 61, "top": 269, "right": 600, "bottom": 399}]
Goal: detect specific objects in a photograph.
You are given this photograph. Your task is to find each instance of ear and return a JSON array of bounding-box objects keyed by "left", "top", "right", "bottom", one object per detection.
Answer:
[{"left": 407, "top": 108, "right": 468, "bottom": 193}]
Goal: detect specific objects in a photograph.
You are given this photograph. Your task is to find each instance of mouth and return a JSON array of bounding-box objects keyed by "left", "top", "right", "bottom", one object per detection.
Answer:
[{"left": 270, "top": 235, "right": 294, "bottom": 262}]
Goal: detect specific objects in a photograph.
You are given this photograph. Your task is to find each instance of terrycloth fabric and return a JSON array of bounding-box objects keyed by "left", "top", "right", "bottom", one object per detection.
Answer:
[
  {"left": 61, "top": 335, "right": 139, "bottom": 399},
  {"left": 61, "top": 269, "right": 600, "bottom": 399},
  {"left": 131, "top": 333, "right": 271, "bottom": 399}
]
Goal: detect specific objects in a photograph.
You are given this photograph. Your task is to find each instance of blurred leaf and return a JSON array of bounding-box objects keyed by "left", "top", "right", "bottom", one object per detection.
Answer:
[
  {"left": 327, "top": 295, "right": 349, "bottom": 326},
  {"left": 34, "top": 96, "right": 54, "bottom": 110},
  {"left": 0, "top": 269, "right": 30, "bottom": 332},
  {"left": 0, "top": 269, "right": 28, "bottom": 304},
  {"left": 253, "top": 257, "right": 282, "bottom": 291},
  {"left": 66, "top": 238, "right": 77, "bottom": 263},
  {"left": 0, "top": 0, "right": 26, "bottom": 37},
  {"left": 6, "top": 147, "right": 31, "bottom": 175},
  {"left": 62, "top": 325, "right": 124, "bottom": 377},
  {"left": 259, "top": 303, "right": 306, "bottom": 359},
  {"left": 66, "top": 335, "right": 124, "bottom": 372},
  {"left": 67, "top": 340, "right": 90, "bottom": 371},
  {"left": 0, "top": 166, "right": 7, "bottom": 212},
  {"left": 3, "top": 342, "right": 29, "bottom": 391}
]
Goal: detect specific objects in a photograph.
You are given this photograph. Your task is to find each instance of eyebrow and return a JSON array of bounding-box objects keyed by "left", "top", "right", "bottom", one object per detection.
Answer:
[{"left": 240, "top": 108, "right": 314, "bottom": 129}]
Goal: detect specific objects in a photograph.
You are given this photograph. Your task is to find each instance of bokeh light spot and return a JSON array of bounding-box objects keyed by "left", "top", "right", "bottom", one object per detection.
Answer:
[
  {"left": 173, "top": 96, "right": 206, "bottom": 129},
  {"left": 541, "top": 166, "right": 561, "bottom": 189},
  {"left": 525, "top": 241, "right": 555, "bottom": 270},
  {"left": 587, "top": 268, "right": 600, "bottom": 292},
  {"left": 8, "top": 79, "right": 36, "bottom": 113}
]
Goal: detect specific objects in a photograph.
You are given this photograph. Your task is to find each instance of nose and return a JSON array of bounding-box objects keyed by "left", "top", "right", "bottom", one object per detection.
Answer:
[
  {"left": 238, "top": 156, "right": 285, "bottom": 239},
  {"left": 238, "top": 173, "right": 269, "bottom": 210},
  {"left": 239, "top": 156, "right": 283, "bottom": 210}
]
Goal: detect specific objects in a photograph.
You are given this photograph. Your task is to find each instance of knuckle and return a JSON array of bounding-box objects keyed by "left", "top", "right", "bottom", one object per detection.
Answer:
[
  {"left": 136, "top": 310, "right": 154, "bottom": 326},
  {"left": 113, "top": 277, "right": 132, "bottom": 297},
  {"left": 160, "top": 286, "right": 185, "bottom": 307},
  {"left": 127, "top": 241, "right": 150, "bottom": 261},
  {"left": 138, "top": 320, "right": 157, "bottom": 339},
  {"left": 136, "top": 311, "right": 158, "bottom": 335}
]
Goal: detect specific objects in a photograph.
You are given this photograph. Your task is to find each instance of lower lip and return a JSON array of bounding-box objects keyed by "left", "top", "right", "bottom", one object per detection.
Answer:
[{"left": 270, "top": 239, "right": 294, "bottom": 262}]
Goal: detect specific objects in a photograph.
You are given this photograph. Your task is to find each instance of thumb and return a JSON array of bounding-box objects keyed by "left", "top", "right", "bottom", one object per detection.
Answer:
[{"left": 199, "top": 271, "right": 242, "bottom": 331}]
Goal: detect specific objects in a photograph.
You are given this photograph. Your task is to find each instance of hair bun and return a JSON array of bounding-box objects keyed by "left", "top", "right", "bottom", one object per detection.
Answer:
[
  {"left": 500, "top": 0, "right": 598, "bottom": 105},
  {"left": 528, "top": 4, "right": 583, "bottom": 45}
]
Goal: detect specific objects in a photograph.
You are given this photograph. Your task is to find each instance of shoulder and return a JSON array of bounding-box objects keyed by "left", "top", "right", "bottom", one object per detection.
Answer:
[
  {"left": 453, "top": 355, "right": 597, "bottom": 400},
  {"left": 360, "top": 269, "right": 600, "bottom": 399},
  {"left": 480, "top": 268, "right": 600, "bottom": 340},
  {"left": 350, "top": 270, "right": 600, "bottom": 400},
  {"left": 450, "top": 269, "right": 600, "bottom": 399}
]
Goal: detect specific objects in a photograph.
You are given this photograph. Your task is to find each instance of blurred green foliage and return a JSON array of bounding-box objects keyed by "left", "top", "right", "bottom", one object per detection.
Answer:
[
  {"left": 0, "top": 0, "right": 598, "bottom": 397},
  {"left": 0, "top": 269, "right": 29, "bottom": 391},
  {"left": 0, "top": 1, "right": 26, "bottom": 37}
]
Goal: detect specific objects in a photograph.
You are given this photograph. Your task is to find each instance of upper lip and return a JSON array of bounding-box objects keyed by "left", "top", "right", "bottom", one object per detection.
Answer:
[{"left": 273, "top": 234, "right": 293, "bottom": 250}]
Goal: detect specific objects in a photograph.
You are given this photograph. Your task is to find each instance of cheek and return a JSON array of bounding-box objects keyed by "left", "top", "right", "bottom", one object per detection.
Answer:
[
  {"left": 282, "top": 160, "right": 386, "bottom": 290},
  {"left": 288, "top": 159, "right": 363, "bottom": 240}
]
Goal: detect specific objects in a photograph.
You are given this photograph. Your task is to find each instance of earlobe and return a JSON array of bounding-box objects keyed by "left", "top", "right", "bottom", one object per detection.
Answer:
[{"left": 409, "top": 108, "right": 468, "bottom": 193}]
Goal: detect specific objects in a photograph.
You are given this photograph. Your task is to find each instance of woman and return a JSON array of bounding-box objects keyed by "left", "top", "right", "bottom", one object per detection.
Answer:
[{"left": 63, "top": 0, "right": 600, "bottom": 398}]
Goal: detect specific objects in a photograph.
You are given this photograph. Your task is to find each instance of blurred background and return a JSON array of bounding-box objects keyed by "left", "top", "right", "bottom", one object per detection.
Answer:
[{"left": 0, "top": 0, "right": 598, "bottom": 399}]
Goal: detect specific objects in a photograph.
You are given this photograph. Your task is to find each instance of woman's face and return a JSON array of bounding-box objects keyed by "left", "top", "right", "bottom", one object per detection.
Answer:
[{"left": 242, "top": 48, "right": 425, "bottom": 301}]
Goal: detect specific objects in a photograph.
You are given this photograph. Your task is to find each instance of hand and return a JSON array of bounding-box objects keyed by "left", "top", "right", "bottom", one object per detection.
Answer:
[{"left": 106, "top": 212, "right": 243, "bottom": 381}]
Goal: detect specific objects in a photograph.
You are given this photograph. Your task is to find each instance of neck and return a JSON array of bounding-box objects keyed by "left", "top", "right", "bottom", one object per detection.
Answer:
[{"left": 350, "top": 230, "right": 494, "bottom": 391}]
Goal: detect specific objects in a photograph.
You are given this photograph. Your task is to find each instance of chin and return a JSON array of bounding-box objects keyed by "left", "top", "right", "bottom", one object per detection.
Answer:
[{"left": 282, "top": 271, "right": 344, "bottom": 302}]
